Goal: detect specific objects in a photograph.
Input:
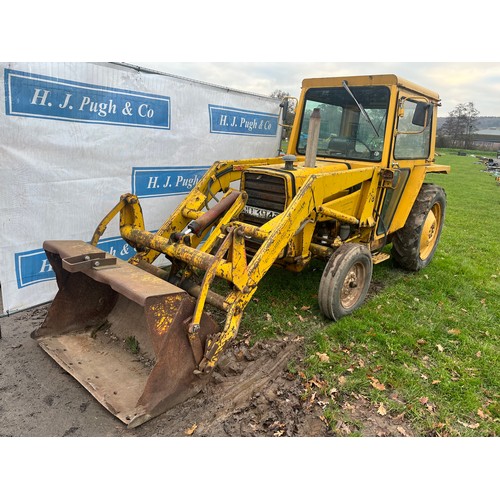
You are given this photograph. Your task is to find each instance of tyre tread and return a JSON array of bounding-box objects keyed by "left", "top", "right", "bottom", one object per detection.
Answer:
[
  {"left": 392, "top": 183, "right": 446, "bottom": 271},
  {"left": 318, "top": 243, "right": 373, "bottom": 320}
]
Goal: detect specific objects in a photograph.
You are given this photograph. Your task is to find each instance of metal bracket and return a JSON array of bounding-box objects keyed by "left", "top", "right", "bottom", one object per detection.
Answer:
[{"left": 62, "top": 252, "right": 117, "bottom": 272}]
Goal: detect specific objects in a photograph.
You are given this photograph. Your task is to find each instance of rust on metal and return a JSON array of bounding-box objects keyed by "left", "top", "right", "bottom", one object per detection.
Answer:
[
  {"left": 62, "top": 252, "right": 117, "bottom": 272},
  {"left": 91, "top": 198, "right": 126, "bottom": 246},
  {"left": 33, "top": 240, "right": 219, "bottom": 428},
  {"left": 188, "top": 190, "right": 241, "bottom": 236},
  {"left": 318, "top": 205, "right": 359, "bottom": 225},
  {"left": 121, "top": 227, "right": 234, "bottom": 283},
  {"left": 227, "top": 221, "right": 269, "bottom": 240}
]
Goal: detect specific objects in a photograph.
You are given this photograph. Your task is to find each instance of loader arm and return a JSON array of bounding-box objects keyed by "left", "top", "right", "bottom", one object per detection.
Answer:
[
  {"left": 115, "top": 161, "right": 376, "bottom": 370},
  {"left": 129, "top": 158, "right": 285, "bottom": 265}
]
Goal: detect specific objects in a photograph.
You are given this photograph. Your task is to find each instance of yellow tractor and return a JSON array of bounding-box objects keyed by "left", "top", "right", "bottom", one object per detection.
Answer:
[{"left": 33, "top": 74, "right": 450, "bottom": 427}]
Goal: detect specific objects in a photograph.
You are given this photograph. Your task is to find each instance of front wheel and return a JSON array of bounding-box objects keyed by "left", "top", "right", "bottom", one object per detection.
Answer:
[
  {"left": 318, "top": 243, "right": 373, "bottom": 321},
  {"left": 391, "top": 183, "right": 446, "bottom": 271}
]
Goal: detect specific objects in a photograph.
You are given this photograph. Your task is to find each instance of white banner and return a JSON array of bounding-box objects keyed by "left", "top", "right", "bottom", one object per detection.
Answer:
[{"left": 0, "top": 62, "right": 282, "bottom": 313}]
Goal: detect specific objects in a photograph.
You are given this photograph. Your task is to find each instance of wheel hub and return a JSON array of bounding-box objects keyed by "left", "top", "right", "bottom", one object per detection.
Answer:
[
  {"left": 341, "top": 264, "right": 365, "bottom": 308},
  {"left": 420, "top": 203, "right": 442, "bottom": 260}
]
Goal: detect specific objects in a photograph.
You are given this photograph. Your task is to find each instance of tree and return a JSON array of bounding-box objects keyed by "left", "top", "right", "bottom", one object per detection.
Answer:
[
  {"left": 270, "top": 89, "right": 290, "bottom": 101},
  {"left": 439, "top": 102, "right": 479, "bottom": 148},
  {"left": 271, "top": 90, "right": 296, "bottom": 139}
]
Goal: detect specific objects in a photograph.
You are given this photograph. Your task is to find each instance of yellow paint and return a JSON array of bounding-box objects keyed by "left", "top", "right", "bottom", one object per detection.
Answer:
[{"left": 89, "top": 74, "right": 449, "bottom": 372}]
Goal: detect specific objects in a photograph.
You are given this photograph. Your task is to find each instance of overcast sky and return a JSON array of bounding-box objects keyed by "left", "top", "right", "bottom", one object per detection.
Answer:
[
  {"left": 6, "top": 3, "right": 499, "bottom": 118},
  {"left": 130, "top": 62, "right": 500, "bottom": 118}
]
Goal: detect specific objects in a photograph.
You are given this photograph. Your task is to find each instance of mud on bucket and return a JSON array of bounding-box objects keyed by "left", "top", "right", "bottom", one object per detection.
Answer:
[{"left": 32, "top": 240, "right": 219, "bottom": 428}]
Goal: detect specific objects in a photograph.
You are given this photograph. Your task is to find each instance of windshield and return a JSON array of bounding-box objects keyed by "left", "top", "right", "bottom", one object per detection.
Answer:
[{"left": 297, "top": 85, "right": 390, "bottom": 161}]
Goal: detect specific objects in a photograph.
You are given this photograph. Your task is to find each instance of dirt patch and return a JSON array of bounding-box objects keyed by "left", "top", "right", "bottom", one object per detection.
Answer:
[
  {"left": 130, "top": 337, "right": 330, "bottom": 437},
  {"left": 0, "top": 303, "right": 329, "bottom": 437},
  {"left": 0, "top": 301, "right": 415, "bottom": 437}
]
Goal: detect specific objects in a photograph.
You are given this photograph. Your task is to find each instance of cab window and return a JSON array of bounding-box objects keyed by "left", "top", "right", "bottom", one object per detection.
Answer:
[
  {"left": 297, "top": 86, "right": 390, "bottom": 162},
  {"left": 394, "top": 99, "right": 433, "bottom": 159}
]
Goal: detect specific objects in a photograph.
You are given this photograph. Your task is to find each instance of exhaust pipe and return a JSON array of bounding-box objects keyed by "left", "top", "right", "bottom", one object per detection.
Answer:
[{"left": 304, "top": 107, "right": 321, "bottom": 168}]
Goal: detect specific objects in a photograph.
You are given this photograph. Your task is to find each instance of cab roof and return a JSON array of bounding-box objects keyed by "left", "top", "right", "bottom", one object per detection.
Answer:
[{"left": 302, "top": 74, "right": 440, "bottom": 101}]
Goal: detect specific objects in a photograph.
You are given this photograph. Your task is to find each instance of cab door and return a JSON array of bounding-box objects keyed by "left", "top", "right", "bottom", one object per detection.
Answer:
[{"left": 375, "top": 92, "right": 434, "bottom": 239}]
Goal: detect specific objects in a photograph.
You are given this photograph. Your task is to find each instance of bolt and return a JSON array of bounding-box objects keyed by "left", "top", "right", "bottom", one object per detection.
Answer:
[{"left": 189, "top": 323, "right": 200, "bottom": 334}]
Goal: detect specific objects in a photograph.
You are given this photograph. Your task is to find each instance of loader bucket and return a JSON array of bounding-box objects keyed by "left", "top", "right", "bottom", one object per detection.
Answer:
[{"left": 32, "top": 240, "right": 219, "bottom": 428}]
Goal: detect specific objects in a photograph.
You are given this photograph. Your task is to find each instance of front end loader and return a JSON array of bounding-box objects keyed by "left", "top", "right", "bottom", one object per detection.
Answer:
[{"left": 33, "top": 74, "right": 450, "bottom": 427}]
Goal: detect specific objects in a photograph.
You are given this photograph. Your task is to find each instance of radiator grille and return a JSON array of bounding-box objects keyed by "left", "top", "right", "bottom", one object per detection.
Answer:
[{"left": 241, "top": 172, "right": 287, "bottom": 226}]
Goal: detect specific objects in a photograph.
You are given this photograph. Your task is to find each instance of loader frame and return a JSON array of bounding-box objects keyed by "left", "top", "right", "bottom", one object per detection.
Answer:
[
  {"left": 90, "top": 149, "right": 385, "bottom": 370},
  {"left": 34, "top": 74, "right": 450, "bottom": 427}
]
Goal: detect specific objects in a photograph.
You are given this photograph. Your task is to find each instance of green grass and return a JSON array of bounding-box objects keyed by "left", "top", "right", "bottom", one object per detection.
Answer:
[
  {"left": 240, "top": 149, "right": 500, "bottom": 436},
  {"left": 125, "top": 336, "right": 140, "bottom": 354}
]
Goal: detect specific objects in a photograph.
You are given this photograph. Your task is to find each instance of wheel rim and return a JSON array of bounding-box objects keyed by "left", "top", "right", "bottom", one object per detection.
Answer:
[
  {"left": 419, "top": 203, "right": 442, "bottom": 260},
  {"left": 341, "top": 262, "right": 367, "bottom": 309}
]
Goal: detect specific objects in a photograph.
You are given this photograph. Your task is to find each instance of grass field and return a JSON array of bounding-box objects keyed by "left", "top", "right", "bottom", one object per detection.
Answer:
[{"left": 239, "top": 149, "right": 499, "bottom": 436}]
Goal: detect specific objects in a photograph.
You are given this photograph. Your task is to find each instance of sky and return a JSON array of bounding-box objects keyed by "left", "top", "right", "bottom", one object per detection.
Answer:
[
  {"left": 5, "top": 2, "right": 499, "bottom": 121},
  {"left": 130, "top": 62, "right": 500, "bottom": 119}
]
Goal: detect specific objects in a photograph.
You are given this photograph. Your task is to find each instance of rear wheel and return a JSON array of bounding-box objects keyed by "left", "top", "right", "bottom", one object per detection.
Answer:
[
  {"left": 392, "top": 183, "right": 446, "bottom": 271},
  {"left": 318, "top": 243, "right": 373, "bottom": 321}
]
